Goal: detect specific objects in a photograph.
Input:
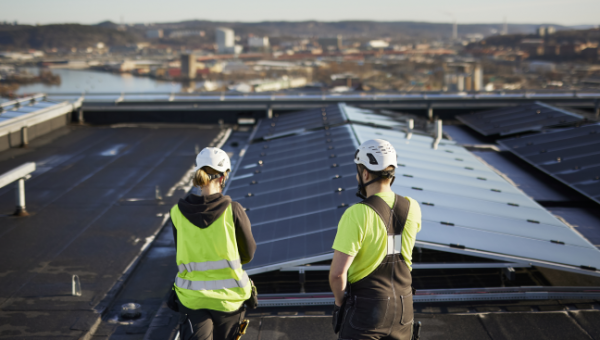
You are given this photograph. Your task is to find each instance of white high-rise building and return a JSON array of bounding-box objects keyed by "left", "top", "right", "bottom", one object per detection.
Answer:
[
  {"left": 248, "top": 36, "right": 269, "bottom": 48},
  {"left": 216, "top": 27, "right": 235, "bottom": 54},
  {"left": 248, "top": 36, "right": 270, "bottom": 52}
]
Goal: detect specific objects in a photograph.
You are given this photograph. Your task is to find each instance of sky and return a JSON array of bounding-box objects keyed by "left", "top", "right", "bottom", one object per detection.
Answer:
[{"left": 0, "top": 0, "right": 598, "bottom": 26}]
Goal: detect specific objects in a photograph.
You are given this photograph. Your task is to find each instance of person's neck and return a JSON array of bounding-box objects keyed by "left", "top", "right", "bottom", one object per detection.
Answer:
[
  {"left": 365, "top": 183, "right": 393, "bottom": 198},
  {"left": 200, "top": 185, "right": 221, "bottom": 197}
]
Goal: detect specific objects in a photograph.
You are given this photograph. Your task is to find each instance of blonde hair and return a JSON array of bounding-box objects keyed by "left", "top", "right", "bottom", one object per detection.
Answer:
[{"left": 193, "top": 166, "right": 229, "bottom": 187}]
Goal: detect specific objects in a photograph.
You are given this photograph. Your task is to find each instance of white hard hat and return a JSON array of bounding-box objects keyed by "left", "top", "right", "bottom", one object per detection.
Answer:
[
  {"left": 194, "top": 147, "right": 231, "bottom": 173},
  {"left": 354, "top": 139, "right": 397, "bottom": 172}
]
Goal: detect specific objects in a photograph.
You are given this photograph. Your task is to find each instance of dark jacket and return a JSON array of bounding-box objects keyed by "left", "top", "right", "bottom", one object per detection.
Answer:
[{"left": 171, "top": 193, "right": 256, "bottom": 264}]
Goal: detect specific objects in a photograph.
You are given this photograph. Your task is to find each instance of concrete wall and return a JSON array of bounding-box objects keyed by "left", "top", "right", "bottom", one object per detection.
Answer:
[{"left": 0, "top": 112, "right": 71, "bottom": 153}]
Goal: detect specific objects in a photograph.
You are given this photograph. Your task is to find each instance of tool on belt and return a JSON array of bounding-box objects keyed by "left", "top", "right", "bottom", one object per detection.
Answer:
[
  {"left": 234, "top": 319, "right": 250, "bottom": 340},
  {"left": 412, "top": 321, "right": 422, "bottom": 340}
]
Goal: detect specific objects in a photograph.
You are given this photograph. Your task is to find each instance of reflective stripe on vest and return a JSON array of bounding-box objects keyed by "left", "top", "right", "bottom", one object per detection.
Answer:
[
  {"left": 387, "top": 235, "right": 400, "bottom": 255},
  {"left": 175, "top": 271, "right": 250, "bottom": 291},
  {"left": 178, "top": 259, "right": 242, "bottom": 273}
]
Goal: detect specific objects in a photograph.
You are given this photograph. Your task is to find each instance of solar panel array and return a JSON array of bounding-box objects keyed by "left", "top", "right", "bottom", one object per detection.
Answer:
[
  {"left": 498, "top": 124, "right": 600, "bottom": 205},
  {"left": 252, "top": 105, "right": 346, "bottom": 140},
  {"left": 0, "top": 98, "right": 65, "bottom": 123},
  {"left": 226, "top": 104, "right": 600, "bottom": 276},
  {"left": 457, "top": 102, "right": 583, "bottom": 136}
]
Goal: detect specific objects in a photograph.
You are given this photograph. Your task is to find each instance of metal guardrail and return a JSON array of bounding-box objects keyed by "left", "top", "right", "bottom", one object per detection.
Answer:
[
  {"left": 257, "top": 286, "right": 600, "bottom": 306},
  {"left": 44, "top": 90, "right": 600, "bottom": 99},
  {"left": 279, "top": 262, "right": 531, "bottom": 271},
  {"left": 0, "top": 162, "right": 36, "bottom": 216},
  {"left": 0, "top": 94, "right": 46, "bottom": 111},
  {"left": 50, "top": 90, "right": 599, "bottom": 116}
]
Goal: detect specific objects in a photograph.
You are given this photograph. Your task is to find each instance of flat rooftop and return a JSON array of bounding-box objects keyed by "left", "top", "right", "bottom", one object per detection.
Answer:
[
  {"left": 0, "top": 124, "right": 222, "bottom": 338},
  {"left": 1, "top": 98, "right": 600, "bottom": 340}
]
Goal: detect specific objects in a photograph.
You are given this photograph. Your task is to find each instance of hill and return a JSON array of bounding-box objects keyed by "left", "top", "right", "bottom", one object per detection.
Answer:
[
  {"left": 0, "top": 21, "right": 589, "bottom": 50},
  {"left": 0, "top": 24, "right": 141, "bottom": 50}
]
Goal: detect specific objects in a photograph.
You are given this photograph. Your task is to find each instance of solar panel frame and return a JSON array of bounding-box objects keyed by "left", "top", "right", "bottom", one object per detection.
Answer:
[{"left": 498, "top": 124, "right": 600, "bottom": 205}]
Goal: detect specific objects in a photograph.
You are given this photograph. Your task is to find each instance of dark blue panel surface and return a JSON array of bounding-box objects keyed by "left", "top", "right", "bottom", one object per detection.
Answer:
[
  {"left": 253, "top": 104, "right": 346, "bottom": 139},
  {"left": 227, "top": 125, "right": 360, "bottom": 272},
  {"left": 499, "top": 124, "right": 600, "bottom": 205},
  {"left": 457, "top": 103, "right": 582, "bottom": 136}
]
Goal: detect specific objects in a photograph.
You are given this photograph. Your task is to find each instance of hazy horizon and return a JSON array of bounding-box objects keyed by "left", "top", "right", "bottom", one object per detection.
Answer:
[{"left": 1, "top": 0, "right": 599, "bottom": 27}]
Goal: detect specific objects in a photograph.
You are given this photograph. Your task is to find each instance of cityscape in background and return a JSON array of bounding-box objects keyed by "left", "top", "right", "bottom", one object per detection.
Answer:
[
  {"left": 1, "top": 20, "right": 599, "bottom": 97},
  {"left": 2, "top": 6, "right": 600, "bottom": 339}
]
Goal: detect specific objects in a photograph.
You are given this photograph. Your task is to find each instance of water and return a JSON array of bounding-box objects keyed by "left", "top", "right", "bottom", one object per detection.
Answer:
[{"left": 15, "top": 68, "right": 183, "bottom": 95}]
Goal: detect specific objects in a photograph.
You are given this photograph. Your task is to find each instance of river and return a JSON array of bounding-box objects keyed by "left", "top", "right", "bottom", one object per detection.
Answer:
[{"left": 15, "top": 67, "right": 183, "bottom": 95}]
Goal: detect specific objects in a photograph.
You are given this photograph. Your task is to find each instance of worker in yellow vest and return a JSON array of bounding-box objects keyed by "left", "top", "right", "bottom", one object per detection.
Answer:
[{"left": 171, "top": 147, "right": 255, "bottom": 339}]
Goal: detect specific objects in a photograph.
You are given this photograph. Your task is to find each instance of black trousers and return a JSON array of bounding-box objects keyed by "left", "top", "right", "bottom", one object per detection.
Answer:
[
  {"left": 179, "top": 305, "right": 245, "bottom": 340},
  {"left": 338, "top": 302, "right": 413, "bottom": 340}
]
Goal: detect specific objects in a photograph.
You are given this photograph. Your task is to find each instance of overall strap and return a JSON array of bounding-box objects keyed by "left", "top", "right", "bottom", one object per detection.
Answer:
[{"left": 360, "top": 194, "right": 410, "bottom": 236}]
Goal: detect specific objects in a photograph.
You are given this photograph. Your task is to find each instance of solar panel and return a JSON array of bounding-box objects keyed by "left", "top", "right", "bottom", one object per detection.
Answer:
[
  {"left": 457, "top": 102, "right": 583, "bottom": 136},
  {"left": 341, "top": 105, "right": 408, "bottom": 129},
  {"left": 227, "top": 125, "right": 361, "bottom": 273},
  {"left": 252, "top": 105, "right": 346, "bottom": 140},
  {"left": 353, "top": 122, "right": 600, "bottom": 274},
  {"left": 498, "top": 124, "right": 600, "bottom": 205}
]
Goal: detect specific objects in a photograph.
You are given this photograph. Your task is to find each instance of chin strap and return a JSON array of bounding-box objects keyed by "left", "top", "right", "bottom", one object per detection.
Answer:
[
  {"left": 207, "top": 173, "right": 228, "bottom": 190},
  {"left": 355, "top": 165, "right": 396, "bottom": 199}
]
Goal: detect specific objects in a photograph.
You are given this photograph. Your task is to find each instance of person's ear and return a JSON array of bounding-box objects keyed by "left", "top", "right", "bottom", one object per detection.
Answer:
[{"left": 362, "top": 169, "right": 369, "bottom": 182}]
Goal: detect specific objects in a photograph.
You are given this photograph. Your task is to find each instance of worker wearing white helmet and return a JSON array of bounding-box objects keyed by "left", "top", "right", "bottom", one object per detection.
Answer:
[
  {"left": 168, "top": 147, "right": 256, "bottom": 340},
  {"left": 330, "top": 139, "right": 422, "bottom": 340}
]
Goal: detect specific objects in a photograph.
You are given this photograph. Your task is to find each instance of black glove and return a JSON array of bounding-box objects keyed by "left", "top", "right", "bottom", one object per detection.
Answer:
[
  {"left": 332, "top": 303, "right": 344, "bottom": 334},
  {"left": 244, "top": 282, "right": 258, "bottom": 309},
  {"left": 167, "top": 287, "right": 179, "bottom": 312}
]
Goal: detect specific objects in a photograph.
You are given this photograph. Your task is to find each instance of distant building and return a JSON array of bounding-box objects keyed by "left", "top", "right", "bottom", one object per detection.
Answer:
[
  {"left": 146, "top": 29, "right": 163, "bottom": 39},
  {"left": 537, "top": 26, "right": 556, "bottom": 37},
  {"left": 330, "top": 73, "right": 361, "bottom": 88},
  {"left": 581, "top": 47, "right": 599, "bottom": 62},
  {"left": 248, "top": 36, "right": 270, "bottom": 52},
  {"left": 228, "top": 76, "right": 308, "bottom": 93},
  {"left": 216, "top": 27, "right": 235, "bottom": 54},
  {"left": 169, "top": 30, "right": 205, "bottom": 38},
  {"left": 367, "top": 40, "right": 389, "bottom": 49},
  {"left": 318, "top": 35, "right": 342, "bottom": 51},
  {"left": 528, "top": 61, "right": 556, "bottom": 73},
  {"left": 181, "top": 54, "right": 196, "bottom": 79},
  {"left": 443, "top": 61, "right": 483, "bottom": 91}
]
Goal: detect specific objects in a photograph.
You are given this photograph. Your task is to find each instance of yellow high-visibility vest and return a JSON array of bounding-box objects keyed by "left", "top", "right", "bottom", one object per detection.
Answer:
[{"left": 171, "top": 204, "right": 251, "bottom": 312}]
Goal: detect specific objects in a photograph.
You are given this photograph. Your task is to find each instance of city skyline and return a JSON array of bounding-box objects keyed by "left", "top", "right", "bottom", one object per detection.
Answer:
[{"left": 1, "top": 0, "right": 598, "bottom": 26}]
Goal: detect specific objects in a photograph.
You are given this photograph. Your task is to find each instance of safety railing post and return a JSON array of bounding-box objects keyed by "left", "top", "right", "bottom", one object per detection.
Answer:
[
  {"left": 427, "top": 103, "right": 433, "bottom": 121},
  {"left": 432, "top": 120, "right": 443, "bottom": 150},
  {"left": 21, "top": 126, "right": 28, "bottom": 147},
  {"left": 406, "top": 119, "right": 414, "bottom": 140},
  {"left": 15, "top": 178, "right": 28, "bottom": 216}
]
